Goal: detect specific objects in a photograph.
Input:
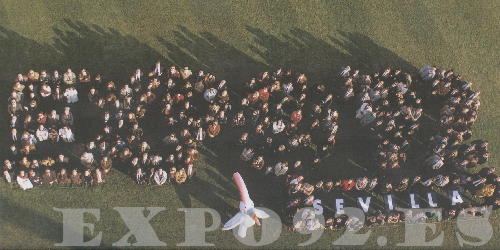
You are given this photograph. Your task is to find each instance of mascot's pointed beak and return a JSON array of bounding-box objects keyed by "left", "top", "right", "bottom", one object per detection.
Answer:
[{"left": 252, "top": 214, "right": 261, "bottom": 226}]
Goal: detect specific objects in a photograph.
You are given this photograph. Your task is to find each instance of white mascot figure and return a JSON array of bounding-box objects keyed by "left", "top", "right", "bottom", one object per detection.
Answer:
[{"left": 222, "top": 172, "right": 269, "bottom": 238}]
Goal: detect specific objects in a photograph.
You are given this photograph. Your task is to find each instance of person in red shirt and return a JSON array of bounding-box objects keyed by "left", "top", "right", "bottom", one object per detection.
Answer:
[
  {"left": 341, "top": 179, "right": 355, "bottom": 191},
  {"left": 290, "top": 110, "right": 302, "bottom": 125},
  {"left": 258, "top": 87, "right": 270, "bottom": 102}
]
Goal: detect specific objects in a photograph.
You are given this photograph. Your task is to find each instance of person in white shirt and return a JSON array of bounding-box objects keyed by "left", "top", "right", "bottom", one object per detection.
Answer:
[
  {"left": 63, "top": 86, "right": 78, "bottom": 103},
  {"left": 273, "top": 119, "right": 285, "bottom": 134},
  {"left": 94, "top": 168, "right": 105, "bottom": 185},
  {"left": 17, "top": 170, "right": 33, "bottom": 190},
  {"left": 339, "top": 66, "right": 351, "bottom": 78},
  {"left": 241, "top": 148, "right": 254, "bottom": 161},
  {"left": 289, "top": 175, "right": 304, "bottom": 186},
  {"left": 275, "top": 162, "right": 289, "bottom": 176},
  {"left": 344, "top": 87, "right": 354, "bottom": 101},
  {"left": 80, "top": 152, "right": 94, "bottom": 168},
  {"left": 59, "top": 126, "right": 75, "bottom": 142},
  {"left": 419, "top": 66, "right": 436, "bottom": 81},
  {"left": 63, "top": 68, "right": 76, "bottom": 85},
  {"left": 36, "top": 125, "right": 49, "bottom": 142},
  {"left": 181, "top": 66, "right": 192, "bottom": 80},
  {"left": 21, "top": 131, "right": 37, "bottom": 145},
  {"left": 195, "top": 127, "right": 206, "bottom": 145},
  {"left": 204, "top": 88, "right": 217, "bottom": 103},
  {"left": 40, "top": 84, "right": 51, "bottom": 97},
  {"left": 154, "top": 167, "right": 168, "bottom": 186},
  {"left": 283, "top": 82, "right": 293, "bottom": 95},
  {"left": 120, "top": 84, "right": 133, "bottom": 98},
  {"left": 4, "top": 169, "right": 14, "bottom": 186},
  {"left": 135, "top": 68, "right": 143, "bottom": 82}
]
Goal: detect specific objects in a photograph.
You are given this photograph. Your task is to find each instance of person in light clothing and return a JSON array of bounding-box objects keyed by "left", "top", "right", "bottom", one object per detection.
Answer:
[
  {"left": 59, "top": 126, "right": 75, "bottom": 142},
  {"left": 17, "top": 170, "right": 33, "bottom": 190},
  {"left": 154, "top": 167, "right": 168, "bottom": 186},
  {"left": 63, "top": 86, "right": 78, "bottom": 103}
]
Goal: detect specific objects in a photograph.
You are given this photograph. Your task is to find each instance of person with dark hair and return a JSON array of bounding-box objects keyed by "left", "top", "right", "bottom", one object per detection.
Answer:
[
  {"left": 42, "top": 168, "right": 57, "bottom": 186},
  {"left": 70, "top": 169, "right": 82, "bottom": 186}
]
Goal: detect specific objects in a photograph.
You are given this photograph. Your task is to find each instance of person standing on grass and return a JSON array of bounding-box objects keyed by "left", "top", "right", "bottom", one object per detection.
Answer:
[
  {"left": 17, "top": 170, "right": 33, "bottom": 190},
  {"left": 154, "top": 167, "right": 168, "bottom": 186},
  {"left": 62, "top": 68, "right": 75, "bottom": 86}
]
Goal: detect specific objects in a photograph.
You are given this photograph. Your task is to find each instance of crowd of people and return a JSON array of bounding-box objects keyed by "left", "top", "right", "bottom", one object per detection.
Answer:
[
  {"left": 284, "top": 66, "right": 498, "bottom": 231},
  {"left": 3, "top": 62, "right": 497, "bottom": 231},
  {"left": 4, "top": 63, "right": 344, "bottom": 192},
  {"left": 4, "top": 64, "right": 223, "bottom": 188}
]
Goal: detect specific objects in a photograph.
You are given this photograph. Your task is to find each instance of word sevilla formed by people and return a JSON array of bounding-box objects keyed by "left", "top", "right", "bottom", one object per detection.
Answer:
[{"left": 53, "top": 190, "right": 492, "bottom": 247}]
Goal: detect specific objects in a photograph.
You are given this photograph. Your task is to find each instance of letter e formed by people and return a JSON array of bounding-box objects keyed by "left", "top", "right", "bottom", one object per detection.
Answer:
[{"left": 335, "top": 199, "right": 345, "bottom": 214}]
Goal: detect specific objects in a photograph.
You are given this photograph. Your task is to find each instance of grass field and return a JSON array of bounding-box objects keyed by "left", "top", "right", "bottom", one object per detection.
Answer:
[{"left": 2, "top": 0, "right": 500, "bottom": 248}]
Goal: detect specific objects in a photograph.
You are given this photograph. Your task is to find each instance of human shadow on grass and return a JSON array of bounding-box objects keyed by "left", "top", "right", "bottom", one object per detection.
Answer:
[
  {"left": 1, "top": 22, "right": 152, "bottom": 181},
  {"left": 1, "top": 22, "right": 473, "bottom": 217},
  {"left": 245, "top": 26, "right": 425, "bottom": 178},
  {"left": 0, "top": 195, "right": 97, "bottom": 248},
  {"left": 0, "top": 26, "right": 61, "bottom": 82},
  {"left": 54, "top": 19, "right": 168, "bottom": 83},
  {"left": 156, "top": 26, "right": 471, "bottom": 212},
  {"left": 56, "top": 20, "right": 170, "bottom": 161},
  {"left": 171, "top": 175, "right": 236, "bottom": 220},
  {"left": 49, "top": 19, "right": 169, "bottom": 147},
  {"left": 197, "top": 138, "right": 286, "bottom": 213}
]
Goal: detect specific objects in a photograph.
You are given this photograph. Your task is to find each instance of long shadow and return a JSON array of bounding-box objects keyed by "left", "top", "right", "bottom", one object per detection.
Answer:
[
  {"left": 154, "top": 26, "right": 434, "bottom": 212},
  {"left": 198, "top": 137, "right": 286, "bottom": 213},
  {"left": 158, "top": 25, "right": 269, "bottom": 90},
  {"left": 244, "top": 27, "right": 422, "bottom": 180},
  {"left": 54, "top": 19, "right": 168, "bottom": 84},
  {"left": 1, "top": 21, "right": 170, "bottom": 176},
  {"left": 329, "top": 31, "right": 416, "bottom": 72},
  {"left": 172, "top": 175, "right": 236, "bottom": 220},
  {"left": 0, "top": 195, "right": 96, "bottom": 248},
  {"left": 0, "top": 26, "right": 61, "bottom": 83},
  {"left": 2, "top": 21, "right": 473, "bottom": 225}
]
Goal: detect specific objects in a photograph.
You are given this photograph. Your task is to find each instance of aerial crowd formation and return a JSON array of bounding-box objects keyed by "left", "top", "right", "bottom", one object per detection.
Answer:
[{"left": 3, "top": 62, "right": 498, "bottom": 231}]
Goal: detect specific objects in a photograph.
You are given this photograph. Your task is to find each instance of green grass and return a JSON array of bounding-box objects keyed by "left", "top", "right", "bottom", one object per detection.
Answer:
[{"left": 2, "top": 0, "right": 500, "bottom": 248}]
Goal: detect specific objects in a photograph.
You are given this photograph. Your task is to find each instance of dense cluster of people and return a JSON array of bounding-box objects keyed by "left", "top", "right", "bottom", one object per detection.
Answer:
[
  {"left": 284, "top": 66, "right": 498, "bottom": 231},
  {"left": 3, "top": 63, "right": 497, "bottom": 230},
  {"left": 4, "top": 63, "right": 230, "bottom": 188},
  {"left": 230, "top": 68, "right": 339, "bottom": 176}
]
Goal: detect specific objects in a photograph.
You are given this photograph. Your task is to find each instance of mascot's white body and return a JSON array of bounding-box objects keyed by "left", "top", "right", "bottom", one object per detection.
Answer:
[{"left": 222, "top": 172, "right": 269, "bottom": 238}]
